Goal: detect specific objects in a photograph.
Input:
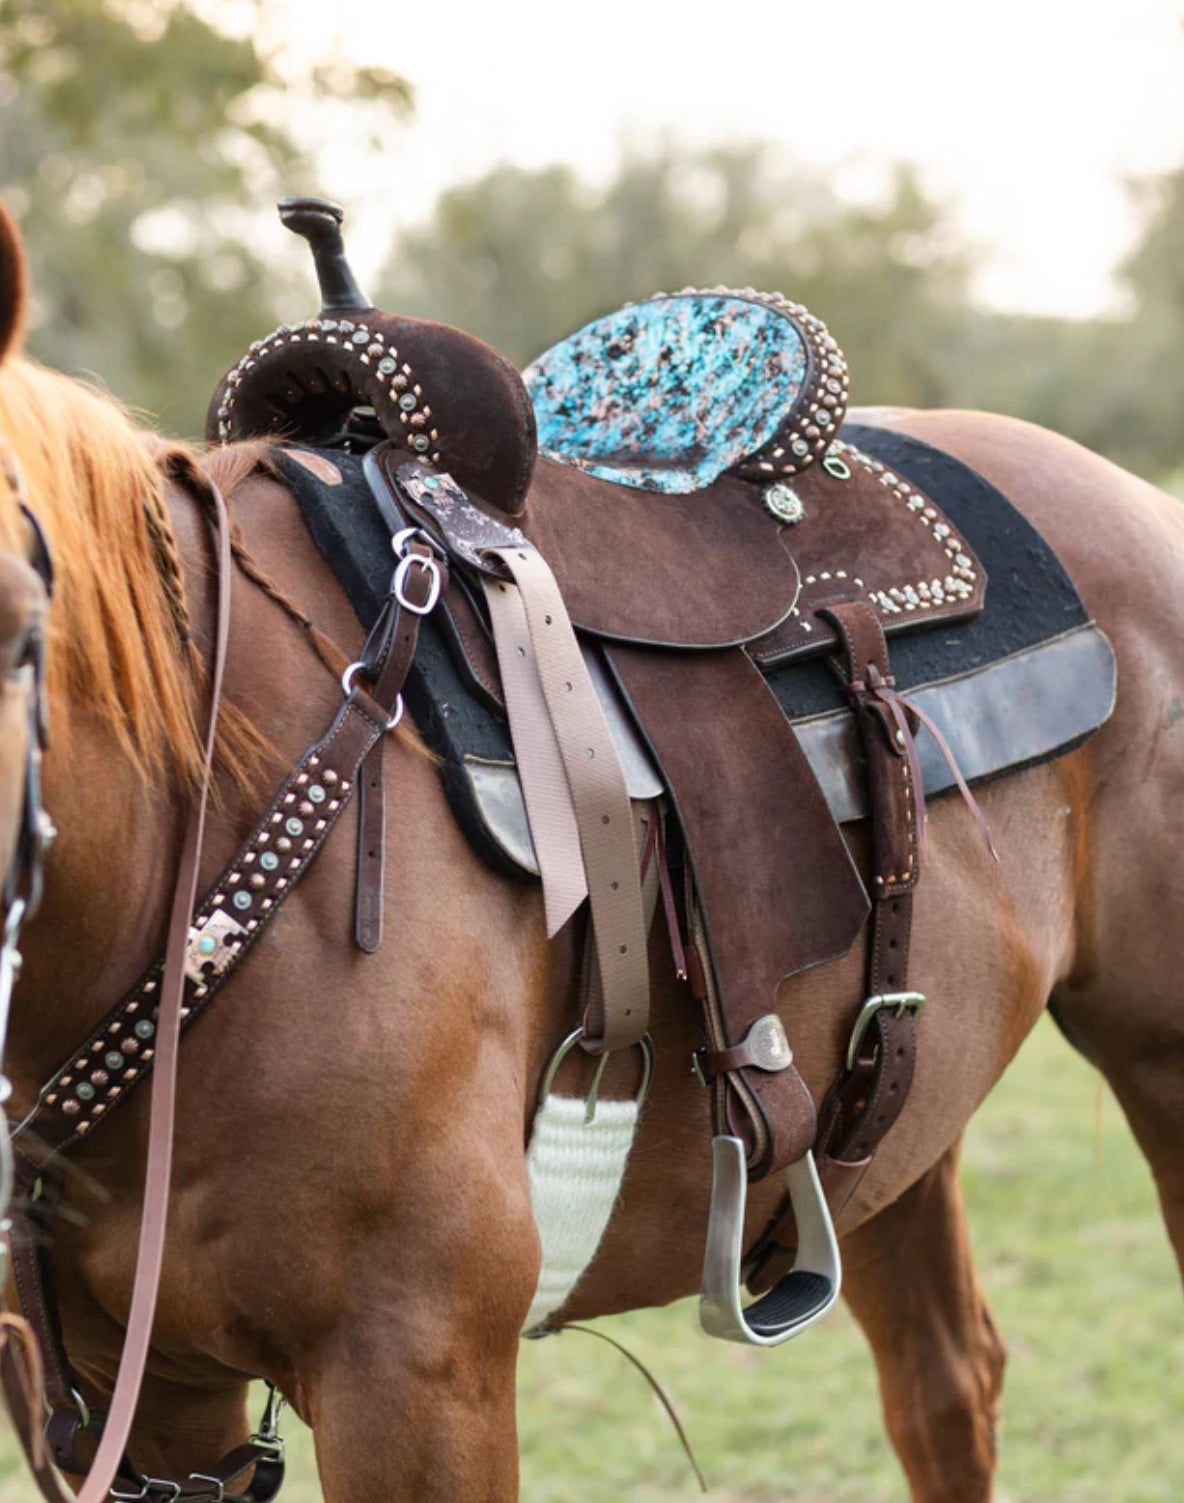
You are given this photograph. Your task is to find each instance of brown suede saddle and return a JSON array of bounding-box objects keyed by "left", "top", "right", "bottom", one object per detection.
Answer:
[{"left": 209, "top": 199, "right": 1115, "bottom": 1346}]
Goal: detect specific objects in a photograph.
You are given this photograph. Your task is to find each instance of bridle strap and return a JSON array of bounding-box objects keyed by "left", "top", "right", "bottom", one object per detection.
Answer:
[
  {"left": 0, "top": 474, "right": 232, "bottom": 1503},
  {"left": 76, "top": 473, "right": 230, "bottom": 1503}
]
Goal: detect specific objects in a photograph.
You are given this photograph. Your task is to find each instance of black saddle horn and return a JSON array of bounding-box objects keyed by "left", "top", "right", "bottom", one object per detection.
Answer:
[{"left": 278, "top": 196, "right": 371, "bottom": 311}]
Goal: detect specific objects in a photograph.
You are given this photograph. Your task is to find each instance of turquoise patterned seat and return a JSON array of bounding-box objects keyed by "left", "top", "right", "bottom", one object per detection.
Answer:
[{"left": 524, "top": 289, "right": 850, "bottom": 495}]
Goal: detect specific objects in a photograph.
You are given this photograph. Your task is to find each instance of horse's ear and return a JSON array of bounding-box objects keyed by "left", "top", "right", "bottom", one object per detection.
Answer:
[{"left": 0, "top": 201, "right": 28, "bottom": 365}]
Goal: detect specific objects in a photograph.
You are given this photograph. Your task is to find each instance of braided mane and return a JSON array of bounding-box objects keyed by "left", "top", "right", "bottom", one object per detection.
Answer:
[{"left": 0, "top": 355, "right": 246, "bottom": 787}]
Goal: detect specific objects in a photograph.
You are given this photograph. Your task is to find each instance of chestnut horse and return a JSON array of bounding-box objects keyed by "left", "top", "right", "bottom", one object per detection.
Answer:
[{"left": 1, "top": 199, "right": 1183, "bottom": 1503}]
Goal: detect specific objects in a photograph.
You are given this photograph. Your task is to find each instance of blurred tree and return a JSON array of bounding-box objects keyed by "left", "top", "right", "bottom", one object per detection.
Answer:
[
  {"left": 377, "top": 145, "right": 1184, "bottom": 487},
  {"left": 376, "top": 147, "right": 975, "bottom": 408},
  {"left": 0, "top": 0, "right": 411, "bottom": 435}
]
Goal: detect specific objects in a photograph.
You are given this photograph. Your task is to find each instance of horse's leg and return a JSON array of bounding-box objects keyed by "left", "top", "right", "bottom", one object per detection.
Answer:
[
  {"left": 290, "top": 1100, "right": 540, "bottom": 1503},
  {"left": 842, "top": 1137, "right": 1005, "bottom": 1503},
  {"left": 307, "top": 1298, "right": 523, "bottom": 1503}
]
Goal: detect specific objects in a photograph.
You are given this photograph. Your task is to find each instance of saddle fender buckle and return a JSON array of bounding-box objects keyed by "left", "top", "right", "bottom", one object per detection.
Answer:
[
  {"left": 845, "top": 991, "right": 925, "bottom": 1071},
  {"left": 538, "top": 1026, "right": 655, "bottom": 1125}
]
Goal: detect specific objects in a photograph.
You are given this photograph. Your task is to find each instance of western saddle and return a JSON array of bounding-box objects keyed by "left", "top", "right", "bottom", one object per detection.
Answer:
[{"left": 203, "top": 197, "right": 997, "bottom": 1346}]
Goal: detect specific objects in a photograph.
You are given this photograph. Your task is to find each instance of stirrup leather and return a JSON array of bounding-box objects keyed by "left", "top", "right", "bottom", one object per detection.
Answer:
[{"left": 700, "top": 1140, "right": 841, "bottom": 1346}]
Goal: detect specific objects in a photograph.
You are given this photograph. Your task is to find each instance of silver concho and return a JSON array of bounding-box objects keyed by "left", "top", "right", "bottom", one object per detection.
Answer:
[
  {"left": 762, "top": 482, "right": 805, "bottom": 526},
  {"left": 744, "top": 1014, "right": 793, "bottom": 1072}
]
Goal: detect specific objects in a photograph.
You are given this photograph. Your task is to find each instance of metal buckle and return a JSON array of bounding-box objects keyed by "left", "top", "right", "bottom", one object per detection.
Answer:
[
  {"left": 391, "top": 527, "right": 444, "bottom": 615},
  {"left": 845, "top": 991, "right": 925, "bottom": 1070},
  {"left": 186, "top": 1478, "right": 225, "bottom": 1503},
  {"left": 537, "top": 1027, "right": 654, "bottom": 1125},
  {"left": 110, "top": 1480, "right": 180, "bottom": 1502},
  {"left": 392, "top": 552, "right": 442, "bottom": 616}
]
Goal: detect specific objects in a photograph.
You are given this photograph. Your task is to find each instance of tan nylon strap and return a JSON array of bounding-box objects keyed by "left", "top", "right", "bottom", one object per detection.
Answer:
[
  {"left": 56, "top": 479, "right": 232, "bottom": 1503},
  {"left": 486, "top": 546, "right": 649, "bottom": 1052},
  {"left": 483, "top": 577, "right": 586, "bottom": 936}
]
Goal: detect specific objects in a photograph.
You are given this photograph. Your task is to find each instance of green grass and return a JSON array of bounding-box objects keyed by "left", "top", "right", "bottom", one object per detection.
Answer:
[{"left": 2, "top": 1018, "right": 1181, "bottom": 1501}]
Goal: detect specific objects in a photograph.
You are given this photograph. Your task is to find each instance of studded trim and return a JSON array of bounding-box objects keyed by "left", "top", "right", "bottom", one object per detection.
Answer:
[
  {"left": 751, "top": 440, "right": 982, "bottom": 667},
  {"left": 14, "top": 695, "right": 388, "bottom": 1167},
  {"left": 213, "top": 318, "right": 441, "bottom": 462},
  {"left": 836, "top": 443, "right": 979, "bottom": 616}
]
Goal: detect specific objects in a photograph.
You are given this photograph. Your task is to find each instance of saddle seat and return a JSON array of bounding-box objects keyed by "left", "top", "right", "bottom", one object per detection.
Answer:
[{"left": 524, "top": 289, "right": 850, "bottom": 493}]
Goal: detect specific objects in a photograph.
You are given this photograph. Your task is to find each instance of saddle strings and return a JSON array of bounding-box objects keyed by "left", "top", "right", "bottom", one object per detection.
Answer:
[{"left": 557, "top": 1323, "right": 708, "bottom": 1493}]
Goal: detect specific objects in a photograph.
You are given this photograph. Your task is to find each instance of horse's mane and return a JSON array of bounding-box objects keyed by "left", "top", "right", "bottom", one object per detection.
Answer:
[{"left": 0, "top": 355, "right": 260, "bottom": 789}]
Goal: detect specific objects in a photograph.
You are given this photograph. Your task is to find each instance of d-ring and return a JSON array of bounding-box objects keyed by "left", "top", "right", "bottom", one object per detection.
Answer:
[
  {"left": 537, "top": 1028, "right": 654, "bottom": 1124},
  {"left": 341, "top": 664, "right": 404, "bottom": 732}
]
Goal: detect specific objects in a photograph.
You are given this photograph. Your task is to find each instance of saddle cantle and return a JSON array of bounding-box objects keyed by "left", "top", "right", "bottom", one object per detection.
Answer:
[{"left": 524, "top": 289, "right": 849, "bottom": 492}]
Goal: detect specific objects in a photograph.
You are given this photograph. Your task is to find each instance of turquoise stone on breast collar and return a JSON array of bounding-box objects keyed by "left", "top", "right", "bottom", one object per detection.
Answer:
[{"left": 525, "top": 288, "right": 849, "bottom": 495}]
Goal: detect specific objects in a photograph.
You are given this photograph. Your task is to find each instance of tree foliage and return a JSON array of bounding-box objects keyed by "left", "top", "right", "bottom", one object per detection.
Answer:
[
  {"left": 377, "top": 149, "right": 974, "bottom": 408},
  {"left": 0, "top": 0, "right": 411, "bottom": 435}
]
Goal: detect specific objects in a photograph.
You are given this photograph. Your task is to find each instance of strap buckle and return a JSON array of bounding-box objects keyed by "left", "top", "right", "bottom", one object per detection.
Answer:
[
  {"left": 391, "top": 528, "right": 443, "bottom": 615},
  {"left": 846, "top": 992, "right": 924, "bottom": 1070}
]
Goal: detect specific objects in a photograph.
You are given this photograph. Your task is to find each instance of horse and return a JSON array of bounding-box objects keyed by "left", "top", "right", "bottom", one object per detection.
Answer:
[{"left": 1, "top": 195, "right": 1182, "bottom": 1503}]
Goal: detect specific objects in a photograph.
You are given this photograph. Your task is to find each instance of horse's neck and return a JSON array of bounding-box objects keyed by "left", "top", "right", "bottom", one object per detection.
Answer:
[
  {"left": 6, "top": 476, "right": 217, "bottom": 1106},
  {"left": 9, "top": 716, "right": 185, "bottom": 1102}
]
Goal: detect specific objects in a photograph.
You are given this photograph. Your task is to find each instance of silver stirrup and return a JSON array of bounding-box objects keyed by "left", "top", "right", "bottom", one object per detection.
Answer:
[{"left": 700, "top": 1138, "right": 841, "bottom": 1346}]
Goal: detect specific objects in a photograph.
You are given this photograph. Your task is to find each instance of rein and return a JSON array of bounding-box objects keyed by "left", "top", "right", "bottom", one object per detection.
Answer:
[{"left": 0, "top": 451, "right": 443, "bottom": 1501}]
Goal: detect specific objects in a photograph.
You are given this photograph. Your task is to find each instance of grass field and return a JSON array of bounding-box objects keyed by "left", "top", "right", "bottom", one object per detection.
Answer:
[{"left": 1, "top": 1016, "right": 1180, "bottom": 1502}]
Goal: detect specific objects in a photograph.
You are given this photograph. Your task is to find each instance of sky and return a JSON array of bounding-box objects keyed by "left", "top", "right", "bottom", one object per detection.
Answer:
[{"left": 249, "top": 0, "right": 1184, "bottom": 319}]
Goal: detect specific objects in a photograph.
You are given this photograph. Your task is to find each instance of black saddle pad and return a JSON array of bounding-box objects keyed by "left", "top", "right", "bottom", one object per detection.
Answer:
[{"left": 271, "top": 424, "right": 1103, "bottom": 873}]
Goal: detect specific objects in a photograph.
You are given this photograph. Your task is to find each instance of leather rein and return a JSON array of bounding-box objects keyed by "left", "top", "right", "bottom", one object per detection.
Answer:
[{"left": 0, "top": 442, "right": 446, "bottom": 1502}]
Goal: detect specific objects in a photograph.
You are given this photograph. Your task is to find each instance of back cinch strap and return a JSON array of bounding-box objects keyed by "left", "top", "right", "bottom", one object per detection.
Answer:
[{"left": 485, "top": 544, "right": 649, "bottom": 1053}]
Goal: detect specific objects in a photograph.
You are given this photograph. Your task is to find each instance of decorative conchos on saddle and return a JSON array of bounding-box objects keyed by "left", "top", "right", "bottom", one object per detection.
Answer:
[{"left": 524, "top": 288, "right": 849, "bottom": 493}]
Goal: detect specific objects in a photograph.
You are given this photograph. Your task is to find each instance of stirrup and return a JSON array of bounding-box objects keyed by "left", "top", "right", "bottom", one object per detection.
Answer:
[{"left": 700, "top": 1139, "right": 841, "bottom": 1346}]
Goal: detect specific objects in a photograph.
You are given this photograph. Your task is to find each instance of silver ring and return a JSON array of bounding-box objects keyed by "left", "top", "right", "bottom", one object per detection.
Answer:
[{"left": 341, "top": 660, "right": 368, "bottom": 696}]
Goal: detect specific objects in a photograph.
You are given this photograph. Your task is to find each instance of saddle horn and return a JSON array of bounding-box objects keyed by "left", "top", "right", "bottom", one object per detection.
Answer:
[
  {"left": 206, "top": 195, "right": 537, "bottom": 515},
  {"left": 277, "top": 197, "right": 370, "bottom": 311}
]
